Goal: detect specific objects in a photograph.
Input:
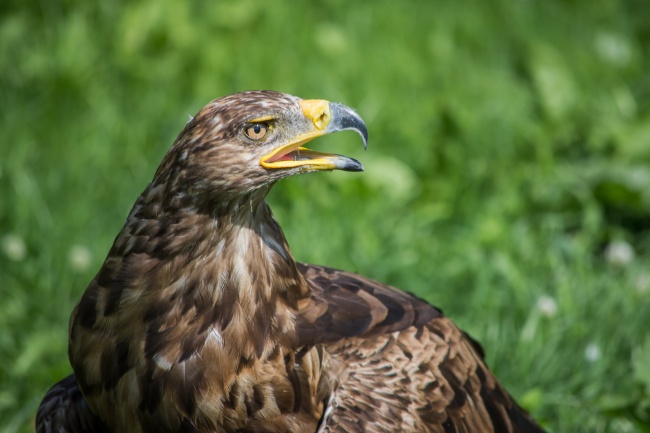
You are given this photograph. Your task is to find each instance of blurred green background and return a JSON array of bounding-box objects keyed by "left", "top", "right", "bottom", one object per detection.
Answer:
[{"left": 2, "top": 0, "right": 650, "bottom": 431}]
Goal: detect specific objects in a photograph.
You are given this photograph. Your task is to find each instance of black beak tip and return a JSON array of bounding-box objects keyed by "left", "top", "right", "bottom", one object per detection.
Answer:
[{"left": 341, "top": 157, "right": 364, "bottom": 172}]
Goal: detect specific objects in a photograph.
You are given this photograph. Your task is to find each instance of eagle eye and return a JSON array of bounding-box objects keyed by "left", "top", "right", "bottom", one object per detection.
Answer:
[{"left": 245, "top": 122, "right": 270, "bottom": 140}]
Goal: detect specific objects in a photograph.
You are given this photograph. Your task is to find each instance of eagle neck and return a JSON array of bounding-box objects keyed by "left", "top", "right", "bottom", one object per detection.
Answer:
[
  {"left": 193, "top": 196, "right": 309, "bottom": 357},
  {"left": 88, "top": 185, "right": 310, "bottom": 360},
  {"left": 209, "top": 196, "right": 311, "bottom": 309}
]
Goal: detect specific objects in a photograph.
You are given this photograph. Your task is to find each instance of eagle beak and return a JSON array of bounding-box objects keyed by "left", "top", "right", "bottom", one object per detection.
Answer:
[{"left": 260, "top": 100, "right": 367, "bottom": 172}]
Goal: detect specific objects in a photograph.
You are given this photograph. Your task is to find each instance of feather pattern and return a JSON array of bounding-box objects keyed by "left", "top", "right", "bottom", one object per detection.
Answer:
[{"left": 37, "top": 91, "right": 545, "bottom": 433}]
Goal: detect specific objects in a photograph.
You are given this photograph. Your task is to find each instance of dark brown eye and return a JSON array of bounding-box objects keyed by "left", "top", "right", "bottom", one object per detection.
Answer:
[{"left": 245, "top": 122, "right": 269, "bottom": 140}]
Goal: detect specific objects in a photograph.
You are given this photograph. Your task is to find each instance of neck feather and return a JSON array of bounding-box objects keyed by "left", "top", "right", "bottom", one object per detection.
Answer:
[{"left": 87, "top": 182, "right": 309, "bottom": 359}]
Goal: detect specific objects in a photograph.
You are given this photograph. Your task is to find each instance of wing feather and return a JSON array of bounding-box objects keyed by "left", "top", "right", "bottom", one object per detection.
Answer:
[
  {"left": 297, "top": 263, "right": 545, "bottom": 433},
  {"left": 36, "top": 375, "right": 107, "bottom": 433}
]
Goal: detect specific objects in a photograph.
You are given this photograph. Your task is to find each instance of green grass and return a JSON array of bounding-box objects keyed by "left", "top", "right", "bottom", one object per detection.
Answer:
[{"left": 2, "top": 0, "right": 650, "bottom": 431}]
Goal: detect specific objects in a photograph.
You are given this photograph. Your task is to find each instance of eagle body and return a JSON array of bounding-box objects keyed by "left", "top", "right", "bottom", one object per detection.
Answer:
[{"left": 37, "top": 91, "right": 545, "bottom": 433}]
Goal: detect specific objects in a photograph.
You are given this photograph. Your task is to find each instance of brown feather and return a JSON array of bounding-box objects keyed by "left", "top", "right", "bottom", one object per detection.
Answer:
[
  {"left": 298, "top": 264, "right": 544, "bottom": 433},
  {"left": 37, "top": 91, "right": 545, "bottom": 433}
]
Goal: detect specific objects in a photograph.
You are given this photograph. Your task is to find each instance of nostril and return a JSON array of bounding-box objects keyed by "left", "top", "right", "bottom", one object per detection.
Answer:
[
  {"left": 300, "top": 99, "right": 332, "bottom": 130},
  {"left": 315, "top": 111, "right": 329, "bottom": 130}
]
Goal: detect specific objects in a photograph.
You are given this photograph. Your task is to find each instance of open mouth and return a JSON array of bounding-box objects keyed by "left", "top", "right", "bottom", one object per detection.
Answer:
[
  {"left": 260, "top": 132, "right": 330, "bottom": 169},
  {"left": 269, "top": 147, "right": 321, "bottom": 163},
  {"left": 260, "top": 133, "right": 362, "bottom": 172}
]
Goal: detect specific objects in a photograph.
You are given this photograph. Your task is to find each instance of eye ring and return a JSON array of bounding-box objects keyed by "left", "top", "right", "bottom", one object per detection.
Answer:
[{"left": 245, "top": 122, "right": 270, "bottom": 140}]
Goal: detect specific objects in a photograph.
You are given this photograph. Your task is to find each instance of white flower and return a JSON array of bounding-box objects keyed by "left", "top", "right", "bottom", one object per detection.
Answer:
[
  {"left": 585, "top": 343, "right": 601, "bottom": 363},
  {"left": 536, "top": 295, "right": 558, "bottom": 318},
  {"left": 635, "top": 273, "right": 650, "bottom": 295},
  {"left": 68, "top": 245, "right": 92, "bottom": 273},
  {"left": 2, "top": 233, "right": 27, "bottom": 261},
  {"left": 605, "top": 240, "right": 634, "bottom": 267},
  {"left": 595, "top": 32, "right": 632, "bottom": 67}
]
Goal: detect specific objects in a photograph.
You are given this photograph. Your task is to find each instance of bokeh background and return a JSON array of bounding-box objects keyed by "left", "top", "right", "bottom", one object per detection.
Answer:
[{"left": 2, "top": 0, "right": 650, "bottom": 431}]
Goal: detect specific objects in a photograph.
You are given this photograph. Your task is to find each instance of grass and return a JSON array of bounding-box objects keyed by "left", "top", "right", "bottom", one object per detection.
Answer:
[{"left": 2, "top": 0, "right": 650, "bottom": 431}]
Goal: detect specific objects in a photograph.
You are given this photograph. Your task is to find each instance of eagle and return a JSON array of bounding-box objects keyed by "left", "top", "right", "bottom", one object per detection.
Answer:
[{"left": 37, "top": 91, "right": 546, "bottom": 433}]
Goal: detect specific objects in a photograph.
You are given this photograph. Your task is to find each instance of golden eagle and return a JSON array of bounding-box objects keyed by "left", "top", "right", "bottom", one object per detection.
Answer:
[{"left": 37, "top": 91, "right": 545, "bottom": 433}]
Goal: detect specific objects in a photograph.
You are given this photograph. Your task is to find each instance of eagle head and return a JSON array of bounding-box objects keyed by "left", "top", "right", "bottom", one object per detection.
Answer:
[{"left": 153, "top": 90, "right": 368, "bottom": 206}]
